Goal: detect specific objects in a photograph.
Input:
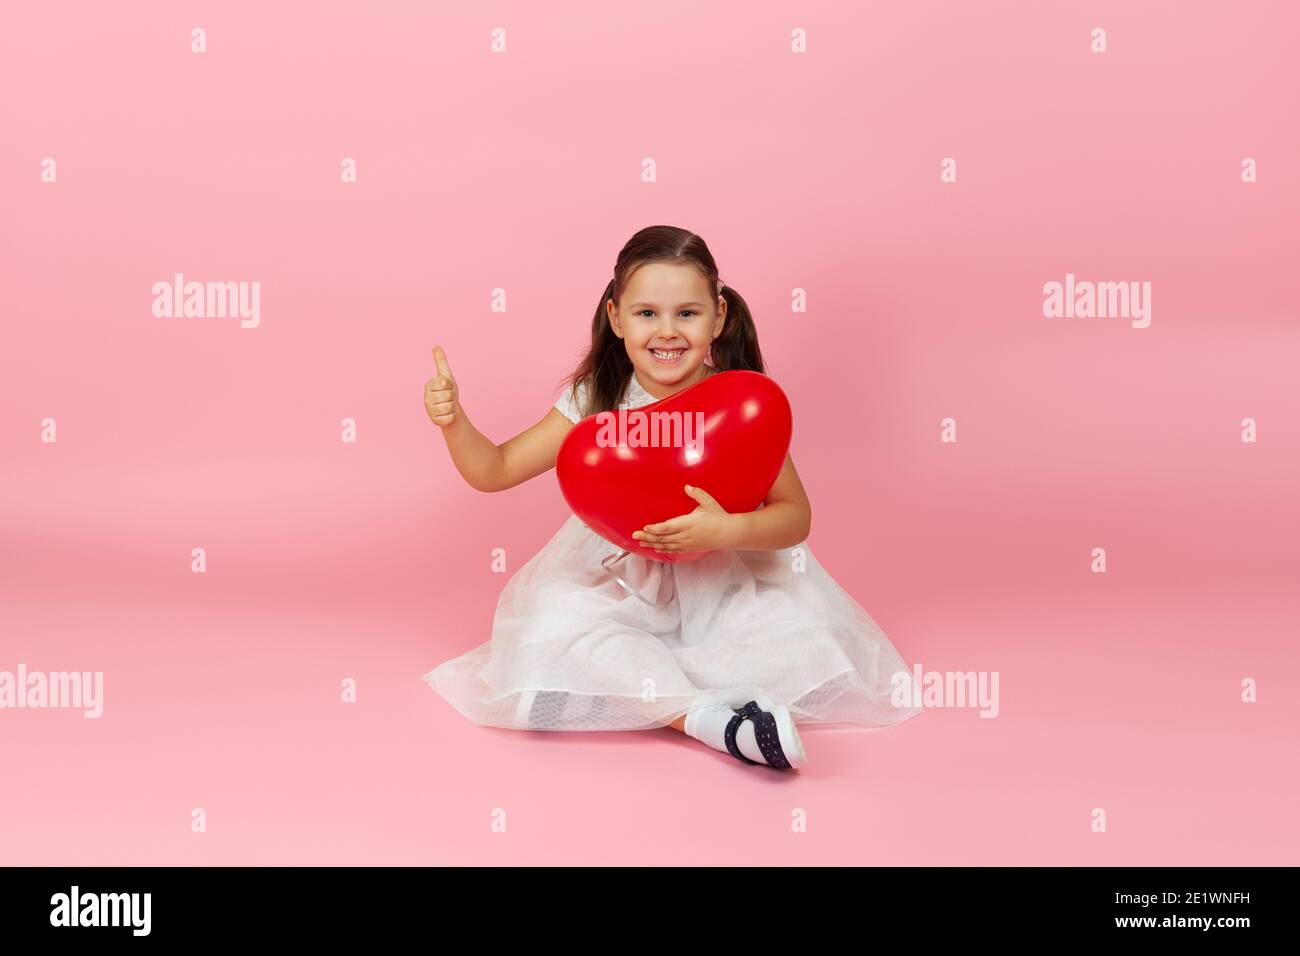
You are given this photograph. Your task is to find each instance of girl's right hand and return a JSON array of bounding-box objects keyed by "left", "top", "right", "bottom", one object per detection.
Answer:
[{"left": 424, "top": 346, "right": 462, "bottom": 428}]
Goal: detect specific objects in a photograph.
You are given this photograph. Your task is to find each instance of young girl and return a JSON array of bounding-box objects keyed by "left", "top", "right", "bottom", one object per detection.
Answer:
[{"left": 422, "top": 225, "right": 921, "bottom": 771}]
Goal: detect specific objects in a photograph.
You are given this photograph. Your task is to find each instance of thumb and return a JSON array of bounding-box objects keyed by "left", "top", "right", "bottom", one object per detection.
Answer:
[
  {"left": 684, "top": 484, "right": 722, "bottom": 509},
  {"left": 432, "top": 345, "right": 453, "bottom": 379}
]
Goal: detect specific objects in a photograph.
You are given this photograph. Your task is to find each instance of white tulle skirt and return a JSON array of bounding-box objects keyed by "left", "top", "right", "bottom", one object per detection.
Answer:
[{"left": 423, "top": 515, "right": 923, "bottom": 733}]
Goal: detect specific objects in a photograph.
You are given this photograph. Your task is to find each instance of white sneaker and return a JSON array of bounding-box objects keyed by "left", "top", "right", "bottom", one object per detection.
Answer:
[
  {"left": 768, "top": 702, "right": 807, "bottom": 769},
  {"left": 724, "top": 698, "right": 807, "bottom": 770}
]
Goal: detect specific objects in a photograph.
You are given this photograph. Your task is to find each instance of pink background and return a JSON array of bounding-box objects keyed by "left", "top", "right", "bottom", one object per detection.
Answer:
[{"left": 2, "top": 1, "right": 1297, "bottom": 865}]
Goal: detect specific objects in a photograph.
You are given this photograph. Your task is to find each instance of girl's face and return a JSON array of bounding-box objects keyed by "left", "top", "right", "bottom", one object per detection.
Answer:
[{"left": 607, "top": 262, "right": 726, "bottom": 398}]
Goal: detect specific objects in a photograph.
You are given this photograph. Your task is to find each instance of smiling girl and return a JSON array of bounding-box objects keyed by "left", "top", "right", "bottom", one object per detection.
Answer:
[{"left": 422, "top": 225, "right": 921, "bottom": 771}]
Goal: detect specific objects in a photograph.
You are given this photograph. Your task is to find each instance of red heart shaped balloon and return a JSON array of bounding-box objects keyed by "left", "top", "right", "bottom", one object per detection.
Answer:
[{"left": 556, "top": 369, "right": 792, "bottom": 564}]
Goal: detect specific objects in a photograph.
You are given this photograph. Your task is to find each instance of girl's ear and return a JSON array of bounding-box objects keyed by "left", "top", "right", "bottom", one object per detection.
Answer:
[{"left": 607, "top": 298, "right": 622, "bottom": 337}]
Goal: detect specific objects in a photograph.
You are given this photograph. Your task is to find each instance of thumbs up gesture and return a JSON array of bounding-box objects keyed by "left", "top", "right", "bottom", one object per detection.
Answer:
[{"left": 424, "top": 346, "right": 462, "bottom": 428}]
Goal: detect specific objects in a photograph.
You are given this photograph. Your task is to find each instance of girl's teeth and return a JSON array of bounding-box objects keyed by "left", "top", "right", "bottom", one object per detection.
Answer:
[{"left": 653, "top": 349, "right": 684, "bottom": 359}]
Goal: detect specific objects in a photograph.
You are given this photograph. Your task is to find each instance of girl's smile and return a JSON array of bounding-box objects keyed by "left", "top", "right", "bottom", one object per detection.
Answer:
[{"left": 649, "top": 347, "right": 687, "bottom": 365}]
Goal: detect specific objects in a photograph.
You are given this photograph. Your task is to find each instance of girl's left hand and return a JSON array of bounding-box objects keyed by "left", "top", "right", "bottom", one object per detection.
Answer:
[{"left": 633, "top": 485, "right": 738, "bottom": 554}]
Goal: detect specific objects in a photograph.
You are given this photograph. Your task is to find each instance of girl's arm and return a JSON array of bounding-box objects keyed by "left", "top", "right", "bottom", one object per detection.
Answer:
[
  {"left": 727, "top": 452, "right": 812, "bottom": 551},
  {"left": 426, "top": 346, "right": 573, "bottom": 493},
  {"left": 441, "top": 409, "right": 573, "bottom": 493}
]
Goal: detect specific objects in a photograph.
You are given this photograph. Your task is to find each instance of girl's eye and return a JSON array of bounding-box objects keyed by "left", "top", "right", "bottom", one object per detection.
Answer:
[{"left": 638, "top": 310, "right": 697, "bottom": 318}]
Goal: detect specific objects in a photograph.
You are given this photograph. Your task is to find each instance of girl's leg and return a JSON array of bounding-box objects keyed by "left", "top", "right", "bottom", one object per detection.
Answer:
[{"left": 668, "top": 714, "right": 687, "bottom": 732}]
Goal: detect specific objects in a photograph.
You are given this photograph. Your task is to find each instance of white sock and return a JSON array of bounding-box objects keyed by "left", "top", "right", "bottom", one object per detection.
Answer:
[{"left": 684, "top": 702, "right": 776, "bottom": 765}]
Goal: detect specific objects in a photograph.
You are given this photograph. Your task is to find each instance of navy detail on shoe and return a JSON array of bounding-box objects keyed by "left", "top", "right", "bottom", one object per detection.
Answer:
[{"left": 723, "top": 700, "right": 793, "bottom": 770}]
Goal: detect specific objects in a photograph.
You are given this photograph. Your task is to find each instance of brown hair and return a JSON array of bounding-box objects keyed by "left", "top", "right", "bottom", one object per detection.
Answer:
[{"left": 556, "top": 225, "right": 766, "bottom": 418}]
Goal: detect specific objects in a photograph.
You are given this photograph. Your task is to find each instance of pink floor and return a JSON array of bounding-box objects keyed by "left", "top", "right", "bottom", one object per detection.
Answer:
[{"left": 3, "top": 460, "right": 1295, "bottom": 866}]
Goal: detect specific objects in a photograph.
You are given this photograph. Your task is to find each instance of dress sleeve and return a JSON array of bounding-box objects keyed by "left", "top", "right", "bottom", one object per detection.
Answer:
[{"left": 554, "top": 378, "right": 592, "bottom": 424}]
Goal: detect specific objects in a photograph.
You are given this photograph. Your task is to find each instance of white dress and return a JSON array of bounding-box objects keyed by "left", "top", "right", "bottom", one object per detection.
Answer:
[{"left": 422, "top": 370, "right": 923, "bottom": 733}]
